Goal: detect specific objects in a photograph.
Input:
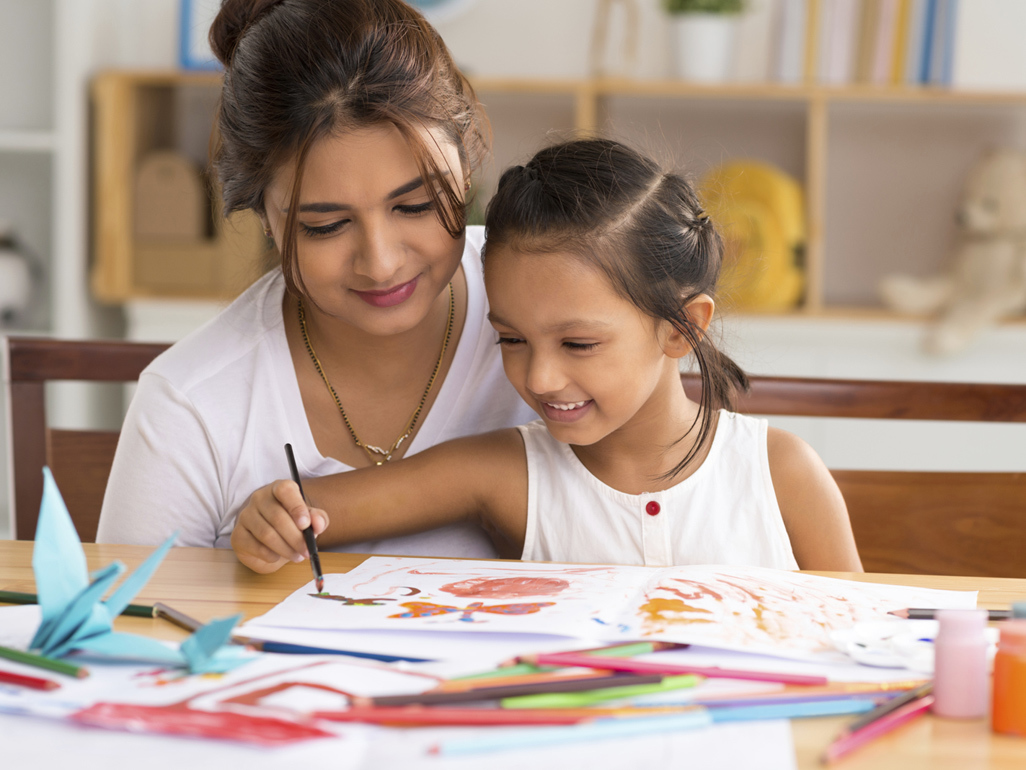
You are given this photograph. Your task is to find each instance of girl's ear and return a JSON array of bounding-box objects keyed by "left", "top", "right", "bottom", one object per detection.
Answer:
[{"left": 660, "top": 293, "right": 715, "bottom": 359}]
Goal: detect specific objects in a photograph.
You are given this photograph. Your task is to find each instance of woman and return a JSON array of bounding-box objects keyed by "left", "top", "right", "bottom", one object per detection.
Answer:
[{"left": 96, "top": 0, "right": 535, "bottom": 555}]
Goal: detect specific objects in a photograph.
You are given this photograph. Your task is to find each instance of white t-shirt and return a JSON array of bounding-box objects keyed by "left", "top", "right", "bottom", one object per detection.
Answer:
[
  {"left": 518, "top": 410, "right": 799, "bottom": 569},
  {"left": 97, "top": 226, "right": 536, "bottom": 554}
]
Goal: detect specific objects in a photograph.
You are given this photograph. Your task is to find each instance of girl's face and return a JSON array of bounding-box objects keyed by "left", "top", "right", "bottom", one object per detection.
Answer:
[
  {"left": 485, "top": 247, "right": 689, "bottom": 447},
  {"left": 263, "top": 123, "right": 465, "bottom": 336}
]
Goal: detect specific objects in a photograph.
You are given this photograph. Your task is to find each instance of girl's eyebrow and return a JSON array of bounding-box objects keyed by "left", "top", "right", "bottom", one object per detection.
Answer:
[
  {"left": 488, "top": 312, "right": 613, "bottom": 334},
  {"left": 287, "top": 172, "right": 452, "bottom": 213}
]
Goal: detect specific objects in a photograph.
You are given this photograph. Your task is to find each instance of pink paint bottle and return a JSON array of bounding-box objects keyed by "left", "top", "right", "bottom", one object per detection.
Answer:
[{"left": 932, "top": 609, "right": 989, "bottom": 719}]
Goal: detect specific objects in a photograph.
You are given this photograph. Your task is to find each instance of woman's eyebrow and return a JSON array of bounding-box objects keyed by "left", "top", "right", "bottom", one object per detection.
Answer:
[{"left": 288, "top": 172, "right": 452, "bottom": 213}]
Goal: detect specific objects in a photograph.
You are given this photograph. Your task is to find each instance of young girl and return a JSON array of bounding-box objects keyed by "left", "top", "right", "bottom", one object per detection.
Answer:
[{"left": 232, "top": 139, "right": 863, "bottom": 573}]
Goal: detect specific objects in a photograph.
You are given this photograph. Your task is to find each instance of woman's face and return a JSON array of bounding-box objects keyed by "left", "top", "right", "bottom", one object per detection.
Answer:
[{"left": 263, "top": 123, "right": 465, "bottom": 336}]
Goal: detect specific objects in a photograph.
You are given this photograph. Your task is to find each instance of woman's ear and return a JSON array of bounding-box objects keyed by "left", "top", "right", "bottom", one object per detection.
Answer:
[{"left": 660, "top": 294, "right": 715, "bottom": 359}]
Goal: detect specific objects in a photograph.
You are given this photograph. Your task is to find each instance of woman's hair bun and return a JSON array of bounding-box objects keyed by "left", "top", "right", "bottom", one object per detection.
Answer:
[{"left": 209, "top": 0, "right": 284, "bottom": 67}]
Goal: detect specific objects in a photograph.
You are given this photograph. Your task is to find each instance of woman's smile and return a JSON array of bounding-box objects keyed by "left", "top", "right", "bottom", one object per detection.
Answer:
[{"left": 352, "top": 275, "right": 419, "bottom": 308}]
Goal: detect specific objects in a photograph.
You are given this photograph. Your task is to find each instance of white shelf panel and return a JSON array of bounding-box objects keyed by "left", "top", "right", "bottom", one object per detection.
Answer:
[{"left": 0, "top": 130, "right": 56, "bottom": 153}]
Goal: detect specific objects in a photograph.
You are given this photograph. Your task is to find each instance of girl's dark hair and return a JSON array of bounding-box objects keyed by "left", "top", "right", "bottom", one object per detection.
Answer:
[
  {"left": 483, "top": 138, "right": 749, "bottom": 479},
  {"left": 209, "top": 0, "right": 488, "bottom": 297}
]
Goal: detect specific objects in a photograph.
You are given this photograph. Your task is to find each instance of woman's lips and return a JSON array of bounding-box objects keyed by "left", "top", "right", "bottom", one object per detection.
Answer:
[{"left": 352, "top": 276, "right": 419, "bottom": 308}]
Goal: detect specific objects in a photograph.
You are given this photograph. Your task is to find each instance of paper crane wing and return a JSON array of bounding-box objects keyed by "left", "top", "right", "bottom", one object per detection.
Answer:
[
  {"left": 27, "top": 467, "right": 182, "bottom": 662},
  {"left": 180, "top": 613, "right": 253, "bottom": 674}
]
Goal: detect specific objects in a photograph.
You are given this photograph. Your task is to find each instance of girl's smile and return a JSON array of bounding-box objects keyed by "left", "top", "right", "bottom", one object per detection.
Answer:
[{"left": 540, "top": 399, "right": 594, "bottom": 422}]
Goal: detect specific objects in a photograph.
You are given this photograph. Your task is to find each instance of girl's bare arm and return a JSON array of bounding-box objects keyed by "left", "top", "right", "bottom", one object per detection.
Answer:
[
  {"left": 767, "top": 427, "right": 864, "bottom": 572},
  {"left": 231, "top": 429, "right": 528, "bottom": 573}
]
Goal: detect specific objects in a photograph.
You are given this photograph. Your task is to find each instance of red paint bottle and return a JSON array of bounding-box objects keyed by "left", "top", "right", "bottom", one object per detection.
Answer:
[{"left": 992, "top": 620, "right": 1026, "bottom": 736}]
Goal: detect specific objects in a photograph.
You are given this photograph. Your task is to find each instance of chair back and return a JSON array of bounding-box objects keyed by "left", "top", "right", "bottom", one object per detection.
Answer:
[
  {"left": 4, "top": 336, "right": 169, "bottom": 541},
  {"left": 682, "top": 373, "right": 1026, "bottom": 578}
]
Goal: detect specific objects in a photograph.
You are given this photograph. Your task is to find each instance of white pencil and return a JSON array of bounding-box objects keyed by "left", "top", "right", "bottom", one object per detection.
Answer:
[{"left": 428, "top": 710, "right": 713, "bottom": 757}]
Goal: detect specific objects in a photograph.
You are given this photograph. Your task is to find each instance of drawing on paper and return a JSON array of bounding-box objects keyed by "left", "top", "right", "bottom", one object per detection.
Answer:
[
  {"left": 388, "top": 600, "right": 556, "bottom": 622},
  {"left": 440, "top": 576, "right": 570, "bottom": 598}
]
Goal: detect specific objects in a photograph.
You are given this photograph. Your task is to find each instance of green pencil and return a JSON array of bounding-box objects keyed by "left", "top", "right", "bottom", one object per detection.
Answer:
[
  {"left": 501, "top": 674, "right": 700, "bottom": 709},
  {"left": 0, "top": 591, "right": 154, "bottom": 618},
  {"left": 0, "top": 645, "right": 89, "bottom": 679}
]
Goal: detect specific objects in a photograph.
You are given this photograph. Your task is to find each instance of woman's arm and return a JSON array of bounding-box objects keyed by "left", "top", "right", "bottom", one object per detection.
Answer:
[
  {"left": 767, "top": 427, "right": 864, "bottom": 572},
  {"left": 231, "top": 428, "right": 528, "bottom": 573},
  {"left": 97, "top": 373, "right": 224, "bottom": 547}
]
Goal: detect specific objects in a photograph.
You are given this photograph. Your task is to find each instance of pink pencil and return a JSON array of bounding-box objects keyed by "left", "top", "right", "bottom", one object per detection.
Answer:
[
  {"left": 527, "top": 652, "right": 828, "bottom": 686},
  {"left": 821, "top": 695, "right": 934, "bottom": 764}
]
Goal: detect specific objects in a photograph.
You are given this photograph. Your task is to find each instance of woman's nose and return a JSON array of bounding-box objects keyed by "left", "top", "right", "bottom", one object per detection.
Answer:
[{"left": 354, "top": 218, "right": 403, "bottom": 283}]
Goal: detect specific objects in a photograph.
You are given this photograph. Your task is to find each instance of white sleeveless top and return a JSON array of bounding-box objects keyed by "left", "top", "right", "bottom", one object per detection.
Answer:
[{"left": 518, "top": 410, "right": 799, "bottom": 569}]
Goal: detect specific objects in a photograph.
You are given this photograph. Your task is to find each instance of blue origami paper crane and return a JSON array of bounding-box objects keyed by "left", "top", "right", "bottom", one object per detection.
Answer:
[{"left": 29, "top": 468, "right": 251, "bottom": 674}]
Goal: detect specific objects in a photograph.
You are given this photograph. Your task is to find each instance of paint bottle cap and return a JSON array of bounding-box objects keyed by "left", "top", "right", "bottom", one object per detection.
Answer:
[
  {"left": 1011, "top": 601, "right": 1026, "bottom": 619},
  {"left": 935, "top": 608, "right": 988, "bottom": 642},
  {"left": 998, "top": 620, "right": 1026, "bottom": 655}
]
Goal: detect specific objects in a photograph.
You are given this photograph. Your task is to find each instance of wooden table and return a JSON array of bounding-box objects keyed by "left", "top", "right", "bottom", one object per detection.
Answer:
[{"left": 2, "top": 540, "right": 1025, "bottom": 769}]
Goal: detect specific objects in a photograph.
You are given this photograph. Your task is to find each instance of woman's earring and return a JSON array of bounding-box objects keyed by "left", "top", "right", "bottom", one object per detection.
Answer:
[
  {"left": 263, "top": 227, "right": 273, "bottom": 238},
  {"left": 464, "top": 180, "right": 472, "bottom": 193}
]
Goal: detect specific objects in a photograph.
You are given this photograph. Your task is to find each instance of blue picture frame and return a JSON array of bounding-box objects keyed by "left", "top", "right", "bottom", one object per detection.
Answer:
[{"left": 179, "top": 0, "right": 223, "bottom": 71}]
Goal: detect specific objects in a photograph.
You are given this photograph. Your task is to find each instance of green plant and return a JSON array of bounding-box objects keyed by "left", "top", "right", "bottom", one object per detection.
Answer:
[{"left": 663, "top": 0, "right": 744, "bottom": 13}]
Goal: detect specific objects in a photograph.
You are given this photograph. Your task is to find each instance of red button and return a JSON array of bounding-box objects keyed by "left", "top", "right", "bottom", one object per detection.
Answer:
[{"left": 645, "top": 501, "right": 661, "bottom": 516}]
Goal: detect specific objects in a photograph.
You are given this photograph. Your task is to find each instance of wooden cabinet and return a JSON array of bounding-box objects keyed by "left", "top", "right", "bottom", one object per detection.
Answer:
[{"left": 90, "top": 71, "right": 267, "bottom": 303}]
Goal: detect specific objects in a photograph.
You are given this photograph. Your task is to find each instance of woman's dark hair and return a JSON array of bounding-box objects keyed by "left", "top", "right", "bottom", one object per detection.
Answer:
[
  {"left": 483, "top": 138, "right": 749, "bottom": 479},
  {"left": 209, "top": 0, "right": 488, "bottom": 297}
]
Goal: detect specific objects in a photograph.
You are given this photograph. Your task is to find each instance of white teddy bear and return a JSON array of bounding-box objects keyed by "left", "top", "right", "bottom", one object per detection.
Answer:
[{"left": 878, "top": 147, "right": 1026, "bottom": 355}]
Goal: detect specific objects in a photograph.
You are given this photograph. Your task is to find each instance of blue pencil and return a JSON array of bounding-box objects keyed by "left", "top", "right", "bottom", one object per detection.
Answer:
[
  {"left": 237, "top": 637, "right": 432, "bottom": 663},
  {"left": 430, "top": 711, "right": 713, "bottom": 757},
  {"left": 708, "top": 699, "right": 875, "bottom": 723}
]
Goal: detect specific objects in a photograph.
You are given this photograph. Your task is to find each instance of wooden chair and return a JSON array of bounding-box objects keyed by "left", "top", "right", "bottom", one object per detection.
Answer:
[
  {"left": 4, "top": 336, "right": 169, "bottom": 542},
  {"left": 682, "top": 373, "right": 1026, "bottom": 578}
]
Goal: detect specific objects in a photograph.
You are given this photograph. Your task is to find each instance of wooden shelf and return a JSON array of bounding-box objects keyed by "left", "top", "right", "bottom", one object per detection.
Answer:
[{"left": 88, "top": 71, "right": 1026, "bottom": 320}]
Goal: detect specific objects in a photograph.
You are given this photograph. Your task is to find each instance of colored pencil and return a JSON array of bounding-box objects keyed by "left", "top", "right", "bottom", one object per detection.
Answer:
[
  {"left": 526, "top": 651, "right": 829, "bottom": 686},
  {"left": 501, "top": 674, "right": 699, "bottom": 709},
  {"left": 838, "top": 682, "right": 933, "bottom": 735},
  {"left": 0, "top": 590, "right": 153, "bottom": 618},
  {"left": 285, "top": 442, "right": 323, "bottom": 594},
  {"left": 821, "top": 695, "right": 934, "bottom": 764},
  {"left": 0, "top": 645, "right": 88, "bottom": 679},
  {"left": 438, "top": 668, "right": 615, "bottom": 693},
  {"left": 505, "top": 641, "right": 680, "bottom": 666},
  {"left": 888, "top": 607, "right": 1010, "bottom": 621},
  {"left": 0, "top": 668, "right": 61, "bottom": 691},
  {"left": 450, "top": 661, "right": 550, "bottom": 682},
  {"left": 154, "top": 602, "right": 430, "bottom": 663},
  {"left": 429, "top": 711, "right": 714, "bottom": 756},
  {"left": 313, "top": 705, "right": 693, "bottom": 727},
  {"left": 358, "top": 672, "right": 666, "bottom": 708},
  {"left": 709, "top": 698, "right": 875, "bottom": 723}
]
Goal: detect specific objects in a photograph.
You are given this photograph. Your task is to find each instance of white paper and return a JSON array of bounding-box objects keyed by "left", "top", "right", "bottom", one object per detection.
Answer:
[{"left": 245, "top": 557, "right": 977, "bottom": 663}]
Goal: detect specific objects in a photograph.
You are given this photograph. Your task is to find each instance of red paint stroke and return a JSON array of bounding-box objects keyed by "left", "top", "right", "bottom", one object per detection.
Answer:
[
  {"left": 666, "top": 579, "right": 724, "bottom": 602},
  {"left": 389, "top": 601, "right": 556, "bottom": 622},
  {"left": 221, "top": 681, "right": 353, "bottom": 707},
  {"left": 71, "top": 703, "right": 334, "bottom": 746},
  {"left": 440, "top": 576, "right": 570, "bottom": 599}
]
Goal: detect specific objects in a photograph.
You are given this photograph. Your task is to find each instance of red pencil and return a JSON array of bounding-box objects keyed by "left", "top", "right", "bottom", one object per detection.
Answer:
[
  {"left": 526, "top": 652, "right": 829, "bottom": 686},
  {"left": 821, "top": 695, "right": 934, "bottom": 764},
  {"left": 0, "top": 668, "right": 61, "bottom": 691}
]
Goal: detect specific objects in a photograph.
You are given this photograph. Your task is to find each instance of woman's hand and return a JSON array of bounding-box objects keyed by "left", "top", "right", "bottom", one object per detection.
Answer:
[{"left": 231, "top": 480, "right": 329, "bottom": 573}]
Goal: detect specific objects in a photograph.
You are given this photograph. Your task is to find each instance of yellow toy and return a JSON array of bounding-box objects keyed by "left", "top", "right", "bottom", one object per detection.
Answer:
[{"left": 699, "top": 160, "right": 805, "bottom": 312}]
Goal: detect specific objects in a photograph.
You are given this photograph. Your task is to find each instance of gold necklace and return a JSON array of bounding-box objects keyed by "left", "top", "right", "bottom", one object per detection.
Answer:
[{"left": 297, "top": 283, "right": 454, "bottom": 465}]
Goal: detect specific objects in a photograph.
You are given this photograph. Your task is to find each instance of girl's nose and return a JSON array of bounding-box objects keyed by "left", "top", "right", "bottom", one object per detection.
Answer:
[
  {"left": 525, "top": 351, "right": 567, "bottom": 398},
  {"left": 354, "top": 218, "right": 403, "bottom": 283}
]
